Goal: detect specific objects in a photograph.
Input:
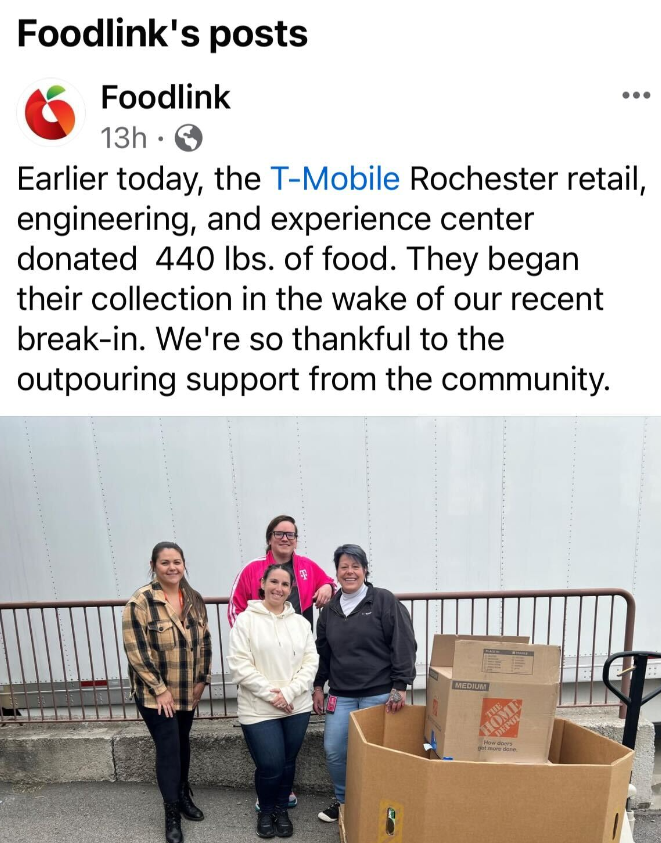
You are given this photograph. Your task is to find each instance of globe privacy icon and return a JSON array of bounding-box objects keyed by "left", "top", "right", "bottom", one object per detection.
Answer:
[{"left": 175, "top": 124, "right": 203, "bottom": 151}]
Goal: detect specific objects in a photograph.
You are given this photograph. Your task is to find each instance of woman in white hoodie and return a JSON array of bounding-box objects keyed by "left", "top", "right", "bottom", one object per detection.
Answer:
[{"left": 229, "top": 563, "right": 319, "bottom": 839}]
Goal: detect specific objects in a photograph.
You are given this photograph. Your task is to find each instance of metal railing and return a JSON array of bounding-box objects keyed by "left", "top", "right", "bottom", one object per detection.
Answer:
[{"left": 0, "top": 588, "right": 635, "bottom": 724}]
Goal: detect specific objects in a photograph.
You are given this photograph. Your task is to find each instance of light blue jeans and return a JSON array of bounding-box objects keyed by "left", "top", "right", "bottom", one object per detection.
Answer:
[{"left": 323, "top": 693, "right": 390, "bottom": 803}]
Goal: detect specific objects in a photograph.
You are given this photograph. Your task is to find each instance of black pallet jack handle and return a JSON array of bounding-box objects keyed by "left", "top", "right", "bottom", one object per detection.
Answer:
[{"left": 602, "top": 651, "right": 661, "bottom": 750}]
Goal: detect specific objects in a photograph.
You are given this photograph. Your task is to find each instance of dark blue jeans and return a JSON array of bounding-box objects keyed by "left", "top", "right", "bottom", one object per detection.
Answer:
[
  {"left": 241, "top": 713, "right": 310, "bottom": 814},
  {"left": 137, "top": 702, "right": 195, "bottom": 803}
]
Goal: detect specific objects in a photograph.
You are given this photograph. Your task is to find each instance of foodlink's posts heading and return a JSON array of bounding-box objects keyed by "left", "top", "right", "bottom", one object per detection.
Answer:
[
  {"left": 4, "top": 1, "right": 660, "bottom": 414},
  {"left": 18, "top": 18, "right": 309, "bottom": 52}
]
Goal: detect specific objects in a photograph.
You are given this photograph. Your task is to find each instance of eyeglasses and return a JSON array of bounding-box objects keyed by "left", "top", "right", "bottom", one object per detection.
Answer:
[{"left": 272, "top": 531, "right": 298, "bottom": 540}]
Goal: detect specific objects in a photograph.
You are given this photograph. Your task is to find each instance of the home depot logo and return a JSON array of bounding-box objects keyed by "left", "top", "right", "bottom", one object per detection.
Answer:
[
  {"left": 432, "top": 698, "right": 438, "bottom": 717},
  {"left": 479, "top": 698, "right": 523, "bottom": 738}
]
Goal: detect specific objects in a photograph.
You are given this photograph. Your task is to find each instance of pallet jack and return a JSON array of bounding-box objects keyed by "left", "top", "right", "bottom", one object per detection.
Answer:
[{"left": 602, "top": 650, "right": 661, "bottom": 841}]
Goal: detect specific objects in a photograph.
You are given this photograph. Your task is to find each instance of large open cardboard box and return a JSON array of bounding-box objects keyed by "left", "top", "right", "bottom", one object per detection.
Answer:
[
  {"left": 426, "top": 638, "right": 560, "bottom": 762},
  {"left": 345, "top": 705, "right": 633, "bottom": 843}
]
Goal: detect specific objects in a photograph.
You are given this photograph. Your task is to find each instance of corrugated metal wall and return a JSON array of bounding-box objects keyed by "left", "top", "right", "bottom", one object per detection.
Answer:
[{"left": 0, "top": 416, "right": 659, "bottom": 681}]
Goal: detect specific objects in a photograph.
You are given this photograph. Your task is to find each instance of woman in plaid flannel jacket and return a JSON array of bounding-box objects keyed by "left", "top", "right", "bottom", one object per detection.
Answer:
[{"left": 123, "top": 541, "right": 211, "bottom": 843}]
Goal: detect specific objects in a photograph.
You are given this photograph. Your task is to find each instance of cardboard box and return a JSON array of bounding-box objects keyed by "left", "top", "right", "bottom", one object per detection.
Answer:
[
  {"left": 425, "top": 636, "right": 560, "bottom": 762},
  {"left": 428, "top": 634, "right": 531, "bottom": 670},
  {"left": 345, "top": 705, "right": 633, "bottom": 843},
  {"left": 424, "top": 633, "right": 530, "bottom": 759},
  {"left": 425, "top": 635, "right": 530, "bottom": 757}
]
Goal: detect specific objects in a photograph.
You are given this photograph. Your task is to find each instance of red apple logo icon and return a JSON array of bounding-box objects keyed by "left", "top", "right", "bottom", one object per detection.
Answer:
[{"left": 25, "top": 85, "right": 75, "bottom": 140}]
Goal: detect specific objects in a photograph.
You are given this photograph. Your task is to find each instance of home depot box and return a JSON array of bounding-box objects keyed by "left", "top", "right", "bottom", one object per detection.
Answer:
[
  {"left": 425, "top": 634, "right": 530, "bottom": 758},
  {"left": 426, "top": 637, "right": 560, "bottom": 762},
  {"left": 345, "top": 705, "right": 633, "bottom": 843}
]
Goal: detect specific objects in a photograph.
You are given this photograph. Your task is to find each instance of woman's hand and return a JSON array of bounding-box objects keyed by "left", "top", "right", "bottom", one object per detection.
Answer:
[
  {"left": 191, "top": 682, "right": 206, "bottom": 709},
  {"left": 313, "top": 584, "right": 333, "bottom": 608},
  {"left": 270, "top": 688, "right": 293, "bottom": 713},
  {"left": 385, "top": 688, "right": 406, "bottom": 714},
  {"left": 156, "top": 689, "right": 176, "bottom": 717},
  {"left": 312, "top": 687, "right": 325, "bottom": 715}
]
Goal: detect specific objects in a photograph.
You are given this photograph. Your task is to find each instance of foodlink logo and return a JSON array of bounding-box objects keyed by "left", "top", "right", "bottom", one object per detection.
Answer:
[
  {"left": 479, "top": 697, "right": 523, "bottom": 739},
  {"left": 451, "top": 680, "right": 490, "bottom": 691},
  {"left": 18, "top": 78, "right": 85, "bottom": 146},
  {"left": 25, "top": 85, "right": 75, "bottom": 139}
]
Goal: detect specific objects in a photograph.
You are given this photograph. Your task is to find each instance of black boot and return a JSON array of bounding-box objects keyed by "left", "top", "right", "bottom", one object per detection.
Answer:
[
  {"left": 178, "top": 781, "right": 204, "bottom": 821},
  {"left": 164, "top": 800, "right": 183, "bottom": 843},
  {"left": 257, "top": 812, "right": 275, "bottom": 838},
  {"left": 273, "top": 809, "right": 294, "bottom": 838}
]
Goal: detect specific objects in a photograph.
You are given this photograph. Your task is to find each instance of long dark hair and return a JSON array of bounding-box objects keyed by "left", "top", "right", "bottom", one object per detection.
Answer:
[
  {"left": 258, "top": 563, "right": 294, "bottom": 600},
  {"left": 150, "top": 541, "right": 204, "bottom": 615},
  {"left": 265, "top": 514, "right": 298, "bottom": 553}
]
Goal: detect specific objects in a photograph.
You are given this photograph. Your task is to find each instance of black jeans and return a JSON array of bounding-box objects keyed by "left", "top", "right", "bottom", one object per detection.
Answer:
[
  {"left": 241, "top": 713, "right": 310, "bottom": 814},
  {"left": 137, "top": 702, "right": 196, "bottom": 803}
]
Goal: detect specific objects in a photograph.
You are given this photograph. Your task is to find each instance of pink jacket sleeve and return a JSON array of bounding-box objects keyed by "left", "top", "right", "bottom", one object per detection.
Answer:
[{"left": 228, "top": 565, "right": 251, "bottom": 628}]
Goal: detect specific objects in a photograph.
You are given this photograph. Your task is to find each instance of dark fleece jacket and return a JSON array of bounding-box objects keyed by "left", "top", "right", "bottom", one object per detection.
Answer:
[{"left": 314, "top": 584, "right": 417, "bottom": 697}]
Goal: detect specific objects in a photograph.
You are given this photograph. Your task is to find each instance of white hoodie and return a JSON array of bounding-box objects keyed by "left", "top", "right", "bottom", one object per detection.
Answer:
[{"left": 228, "top": 600, "right": 319, "bottom": 725}]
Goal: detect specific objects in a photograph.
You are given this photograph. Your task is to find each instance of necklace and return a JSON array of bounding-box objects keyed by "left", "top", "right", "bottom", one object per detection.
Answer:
[{"left": 165, "top": 588, "right": 184, "bottom": 614}]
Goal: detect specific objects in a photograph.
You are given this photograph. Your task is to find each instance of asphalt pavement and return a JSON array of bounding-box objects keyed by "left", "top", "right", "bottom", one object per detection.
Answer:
[
  {"left": 0, "top": 781, "right": 658, "bottom": 842},
  {"left": 0, "top": 782, "right": 338, "bottom": 843}
]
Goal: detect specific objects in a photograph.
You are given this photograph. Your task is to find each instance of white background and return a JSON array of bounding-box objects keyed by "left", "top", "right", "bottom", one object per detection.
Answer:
[
  {"left": 1, "top": 1, "right": 660, "bottom": 415},
  {"left": 4, "top": 416, "right": 658, "bottom": 610},
  {"left": 2, "top": 416, "right": 659, "bottom": 713}
]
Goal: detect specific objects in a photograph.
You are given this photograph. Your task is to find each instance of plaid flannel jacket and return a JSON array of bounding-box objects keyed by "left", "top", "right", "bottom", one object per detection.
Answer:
[{"left": 122, "top": 581, "right": 212, "bottom": 711}]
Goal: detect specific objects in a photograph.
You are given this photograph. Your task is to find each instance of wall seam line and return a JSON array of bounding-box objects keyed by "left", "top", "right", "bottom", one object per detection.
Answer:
[
  {"left": 227, "top": 418, "right": 244, "bottom": 563},
  {"left": 90, "top": 417, "right": 121, "bottom": 598},
  {"left": 158, "top": 418, "right": 177, "bottom": 542},
  {"left": 295, "top": 418, "right": 307, "bottom": 555},
  {"left": 364, "top": 418, "right": 373, "bottom": 572},
  {"left": 565, "top": 417, "right": 578, "bottom": 589},
  {"left": 499, "top": 417, "right": 507, "bottom": 592},
  {"left": 631, "top": 416, "right": 648, "bottom": 595}
]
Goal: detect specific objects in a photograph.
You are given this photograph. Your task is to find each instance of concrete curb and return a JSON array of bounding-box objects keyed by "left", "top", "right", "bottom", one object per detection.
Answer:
[
  {"left": 111, "top": 720, "right": 330, "bottom": 791},
  {"left": 0, "top": 718, "right": 333, "bottom": 794},
  {"left": 0, "top": 709, "right": 653, "bottom": 806},
  {"left": 0, "top": 724, "right": 116, "bottom": 784}
]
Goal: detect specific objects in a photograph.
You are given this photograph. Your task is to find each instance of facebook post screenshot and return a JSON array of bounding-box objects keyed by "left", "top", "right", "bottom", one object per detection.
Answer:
[{"left": 1, "top": 4, "right": 659, "bottom": 843}]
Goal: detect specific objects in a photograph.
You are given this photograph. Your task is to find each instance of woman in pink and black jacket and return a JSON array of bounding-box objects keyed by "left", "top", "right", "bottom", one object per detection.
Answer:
[{"left": 228, "top": 514, "right": 336, "bottom": 630}]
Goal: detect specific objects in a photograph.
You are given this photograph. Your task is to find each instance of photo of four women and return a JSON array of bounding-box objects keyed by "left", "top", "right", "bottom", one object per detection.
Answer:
[{"left": 122, "top": 515, "right": 417, "bottom": 841}]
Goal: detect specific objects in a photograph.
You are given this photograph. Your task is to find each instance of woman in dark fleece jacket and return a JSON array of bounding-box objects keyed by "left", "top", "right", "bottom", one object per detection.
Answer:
[{"left": 312, "top": 544, "right": 416, "bottom": 823}]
